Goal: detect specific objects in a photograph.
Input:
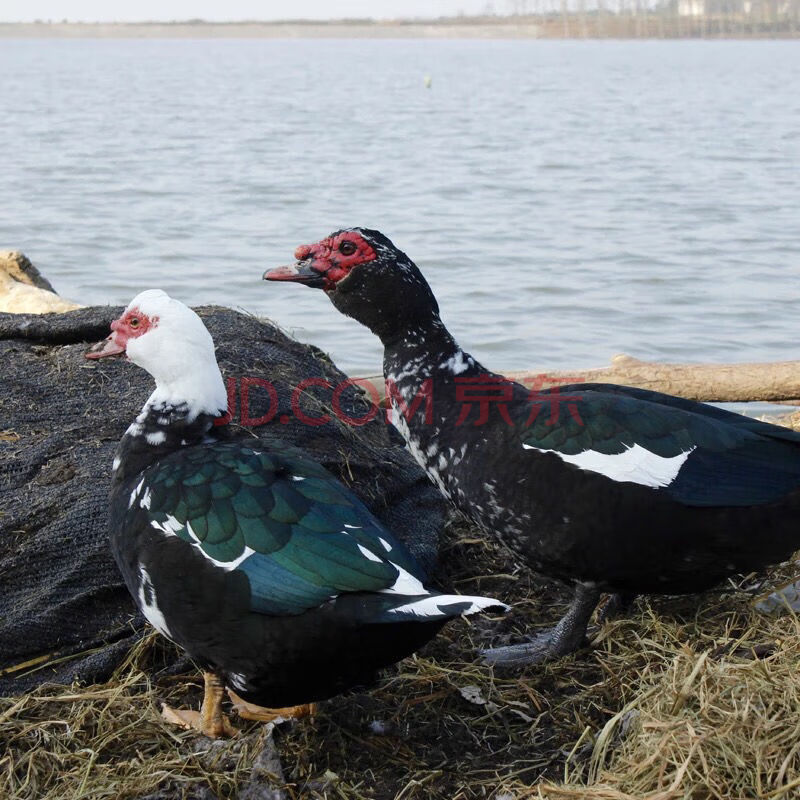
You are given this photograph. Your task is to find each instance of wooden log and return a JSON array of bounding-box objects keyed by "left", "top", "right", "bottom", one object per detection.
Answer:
[{"left": 353, "top": 354, "right": 800, "bottom": 406}]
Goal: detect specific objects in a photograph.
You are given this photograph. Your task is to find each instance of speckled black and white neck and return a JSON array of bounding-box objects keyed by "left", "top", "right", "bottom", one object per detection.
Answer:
[
  {"left": 111, "top": 400, "right": 221, "bottom": 490},
  {"left": 382, "top": 318, "right": 535, "bottom": 556}
]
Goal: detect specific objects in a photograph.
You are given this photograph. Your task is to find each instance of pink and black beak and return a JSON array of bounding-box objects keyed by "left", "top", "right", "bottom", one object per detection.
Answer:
[
  {"left": 263, "top": 260, "right": 328, "bottom": 289},
  {"left": 85, "top": 330, "right": 126, "bottom": 360}
]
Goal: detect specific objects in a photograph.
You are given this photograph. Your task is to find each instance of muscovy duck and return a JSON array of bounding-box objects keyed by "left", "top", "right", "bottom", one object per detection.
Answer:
[
  {"left": 85, "top": 289, "right": 506, "bottom": 736},
  {"left": 265, "top": 228, "right": 800, "bottom": 666}
]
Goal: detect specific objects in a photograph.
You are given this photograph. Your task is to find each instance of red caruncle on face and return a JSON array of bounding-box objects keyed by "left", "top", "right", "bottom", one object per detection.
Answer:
[
  {"left": 294, "top": 231, "right": 377, "bottom": 289},
  {"left": 111, "top": 307, "right": 158, "bottom": 349}
]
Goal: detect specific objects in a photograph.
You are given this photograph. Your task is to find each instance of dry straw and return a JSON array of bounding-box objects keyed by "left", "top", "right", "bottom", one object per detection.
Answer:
[{"left": 3, "top": 517, "right": 800, "bottom": 799}]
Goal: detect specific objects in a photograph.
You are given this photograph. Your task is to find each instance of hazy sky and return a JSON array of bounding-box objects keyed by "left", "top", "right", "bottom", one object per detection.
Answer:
[{"left": 0, "top": 1, "right": 508, "bottom": 22}]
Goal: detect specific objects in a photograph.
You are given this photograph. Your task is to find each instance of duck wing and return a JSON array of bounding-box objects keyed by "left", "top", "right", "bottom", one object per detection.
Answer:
[
  {"left": 517, "top": 383, "right": 800, "bottom": 507},
  {"left": 125, "top": 441, "right": 427, "bottom": 617}
]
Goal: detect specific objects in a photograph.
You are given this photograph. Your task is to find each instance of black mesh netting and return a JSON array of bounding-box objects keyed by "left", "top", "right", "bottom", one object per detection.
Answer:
[{"left": 0, "top": 306, "right": 445, "bottom": 695}]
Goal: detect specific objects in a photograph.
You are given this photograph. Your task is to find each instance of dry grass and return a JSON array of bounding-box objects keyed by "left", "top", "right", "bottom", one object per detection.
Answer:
[
  {"left": 0, "top": 638, "right": 274, "bottom": 800},
  {"left": 3, "top": 517, "right": 800, "bottom": 800},
  {"left": 538, "top": 593, "right": 800, "bottom": 800}
]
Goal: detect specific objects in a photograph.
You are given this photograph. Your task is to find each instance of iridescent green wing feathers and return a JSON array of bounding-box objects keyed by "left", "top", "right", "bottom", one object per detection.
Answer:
[{"left": 132, "top": 442, "right": 421, "bottom": 615}]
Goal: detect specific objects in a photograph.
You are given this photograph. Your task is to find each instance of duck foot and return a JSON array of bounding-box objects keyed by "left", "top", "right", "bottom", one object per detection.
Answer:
[
  {"left": 162, "top": 671, "right": 239, "bottom": 738},
  {"left": 481, "top": 630, "right": 577, "bottom": 667},
  {"left": 227, "top": 689, "right": 317, "bottom": 723},
  {"left": 482, "top": 583, "right": 600, "bottom": 667}
]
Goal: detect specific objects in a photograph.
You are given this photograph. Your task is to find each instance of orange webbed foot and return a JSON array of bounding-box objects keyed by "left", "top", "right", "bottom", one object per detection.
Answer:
[
  {"left": 161, "top": 671, "right": 239, "bottom": 738},
  {"left": 226, "top": 689, "right": 316, "bottom": 723}
]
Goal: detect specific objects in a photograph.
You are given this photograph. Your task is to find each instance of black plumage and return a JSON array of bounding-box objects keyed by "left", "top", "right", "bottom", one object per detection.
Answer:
[
  {"left": 265, "top": 228, "right": 800, "bottom": 664},
  {"left": 114, "top": 440, "right": 477, "bottom": 705}
]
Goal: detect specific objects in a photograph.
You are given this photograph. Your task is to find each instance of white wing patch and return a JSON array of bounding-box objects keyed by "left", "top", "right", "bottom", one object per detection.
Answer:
[
  {"left": 183, "top": 521, "right": 255, "bottom": 570},
  {"left": 381, "top": 563, "right": 428, "bottom": 596},
  {"left": 149, "top": 515, "right": 254, "bottom": 571},
  {"left": 137, "top": 565, "right": 172, "bottom": 638},
  {"left": 378, "top": 561, "right": 507, "bottom": 618},
  {"left": 357, "top": 543, "right": 383, "bottom": 563},
  {"left": 150, "top": 514, "right": 184, "bottom": 536},
  {"left": 129, "top": 478, "right": 145, "bottom": 509},
  {"left": 524, "top": 442, "right": 696, "bottom": 488},
  {"left": 387, "top": 594, "right": 508, "bottom": 618}
]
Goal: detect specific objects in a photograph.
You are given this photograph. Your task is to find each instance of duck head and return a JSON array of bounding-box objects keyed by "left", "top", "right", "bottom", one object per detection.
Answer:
[
  {"left": 264, "top": 228, "right": 441, "bottom": 344},
  {"left": 86, "top": 289, "right": 227, "bottom": 419}
]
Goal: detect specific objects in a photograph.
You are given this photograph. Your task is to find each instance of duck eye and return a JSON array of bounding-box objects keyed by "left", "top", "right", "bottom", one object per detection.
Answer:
[
  {"left": 338, "top": 241, "right": 357, "bottom": 256},
  {"left": 129, "top": 317, "right": 140, "bottom": 328}
]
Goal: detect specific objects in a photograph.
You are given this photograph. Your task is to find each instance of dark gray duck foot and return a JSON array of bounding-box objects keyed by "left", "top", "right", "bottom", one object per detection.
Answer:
[{"left": 482, "top": 583, "right": 600, "bottom": 667}]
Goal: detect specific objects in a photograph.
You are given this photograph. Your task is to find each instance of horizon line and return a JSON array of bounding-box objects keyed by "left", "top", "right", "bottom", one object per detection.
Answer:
[{"left": 0, "top": 15, "right": 526, "bottom": 26}]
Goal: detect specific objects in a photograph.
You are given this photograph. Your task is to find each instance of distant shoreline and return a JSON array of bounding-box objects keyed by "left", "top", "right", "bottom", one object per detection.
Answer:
[
  {"left": 0, "top": 18, "right": 796, "bottom": 39},
  {"left": 0, "top": 21, "right": 542, "bottom": 39}
]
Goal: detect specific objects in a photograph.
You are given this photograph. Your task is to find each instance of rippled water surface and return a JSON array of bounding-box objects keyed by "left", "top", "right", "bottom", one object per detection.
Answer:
[{"left": 2, "top": 39, "right": 799, "bottom": 374}]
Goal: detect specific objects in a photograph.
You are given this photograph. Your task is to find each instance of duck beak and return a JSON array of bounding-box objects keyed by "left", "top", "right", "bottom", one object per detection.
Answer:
[
  {"left": 263, "top": 261, "right": 327, "bottom": 289},
  {"left": 85, "top": 332, "right": 126, "bottom": 359}
]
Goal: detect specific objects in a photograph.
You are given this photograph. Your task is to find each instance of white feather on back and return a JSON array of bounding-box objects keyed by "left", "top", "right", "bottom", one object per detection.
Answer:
[{"left": 524, "top": 442, "right": 695, "bottom": 488}]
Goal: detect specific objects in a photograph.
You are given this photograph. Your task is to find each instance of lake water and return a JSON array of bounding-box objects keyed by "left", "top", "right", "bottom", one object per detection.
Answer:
[{"left": 2, "top": 38, "right": 799, "bottom": 375}]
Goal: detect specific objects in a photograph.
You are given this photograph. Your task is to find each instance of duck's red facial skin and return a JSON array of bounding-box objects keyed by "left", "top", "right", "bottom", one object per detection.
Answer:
[
  {"left": 294, "top": 231, "right": 377, "bottom": 290},
  {"left": 85, "top": 307, "right": 158, "bottom": 359},
  {"left": 111, "top": 307, "right": 157, "bottom": 346}
]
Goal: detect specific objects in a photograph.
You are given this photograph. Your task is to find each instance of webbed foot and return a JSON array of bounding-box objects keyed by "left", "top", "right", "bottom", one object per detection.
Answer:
[
  {"left": 481, "top": 629, "right": 577, "bottom": 666},
  {"left": 161, "top": 671, "right": 239, "bottom": 738},
  {"left": 161, "top": 703, "right": 239, "bottom": 738},
  {"left": 482, "top": 582, "right": 600, "bottom": 667},
  {"left": 227, "top": 689, "right": 316, "bottom": 723}
]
